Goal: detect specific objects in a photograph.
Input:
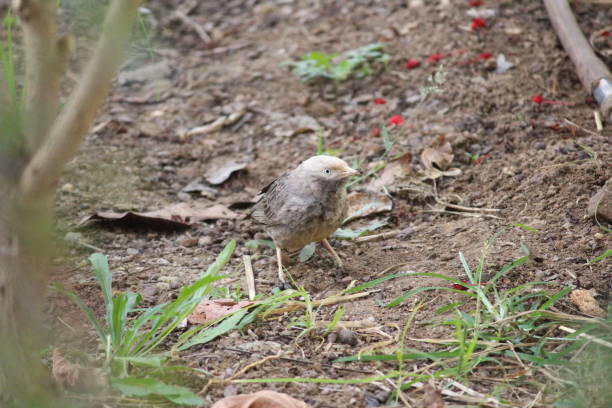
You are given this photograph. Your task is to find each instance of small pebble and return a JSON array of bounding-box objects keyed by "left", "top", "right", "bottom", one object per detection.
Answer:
[
  {"left": 337, "top": 328, "right": 359, "bottom": 346},
  {"left": 198, "top": 236, "right": 213, "bottom": 246}
]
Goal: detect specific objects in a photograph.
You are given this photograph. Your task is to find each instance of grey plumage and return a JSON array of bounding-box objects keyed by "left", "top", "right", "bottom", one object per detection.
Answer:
[{"left": 251, "top": 155, "right": 359, "bottom": 283}]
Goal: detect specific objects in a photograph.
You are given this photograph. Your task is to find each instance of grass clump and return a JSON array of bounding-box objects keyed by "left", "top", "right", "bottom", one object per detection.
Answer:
[
  {"left": 288, "top": 43, "right": 389, "bottom": 82},
  {"left": 335, "top": 231, "right": 606, "bottom": 405}
]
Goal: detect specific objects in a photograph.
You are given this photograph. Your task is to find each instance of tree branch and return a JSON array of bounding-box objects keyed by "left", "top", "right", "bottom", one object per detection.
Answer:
[
  {"left": 12, "top": 0, "right": 70, "bottom": 154},
  {"left": 19, "top": 0, "right": 143, "bottom": 200}
]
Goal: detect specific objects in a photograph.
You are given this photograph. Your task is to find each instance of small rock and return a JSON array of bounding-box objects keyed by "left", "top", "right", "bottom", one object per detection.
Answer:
[
  {"left": 337, "top": 328, "right": 359, "bottom": 346},
  {"left": 364, "top": 392, "right": 381, "bottom": 407},
  {"left": 534, "top": 141, "right": 546, "bottom": 150},
  {"left": 156, "top": 282, "right": 170, "bottom": 292},
  {"left": 126, "top": 248, "right": 139, "bottom": 256},
  {"left": 198, "top": 236, "right": 213, "bottom": 246},
  {"left": 156, "top": 258, "right": 170, "bottom": 265},
  {"left": 61, "top": 183, "right": 75, "bottom": 193},
  {"left": 158, "top": 276, "right": 180, "bottom": 289},
  {"left": 179, "top": 237, "right": 198, "bottom": 247}
]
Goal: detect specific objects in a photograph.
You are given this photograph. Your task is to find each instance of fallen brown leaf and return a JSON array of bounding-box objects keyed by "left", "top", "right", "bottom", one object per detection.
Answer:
[
  {"left": 569, "top": 289, "right": 606, "bottom": 317},
  {"left": 205, "top": 158, "right": 249, "bottom": 185},
  {"left": 211, "top": 390, "right": 310, "bottom": 408},
  {"left": 346, "top": 191, "right": 393, "bottom": 222},
  {"left": 419, "top": 384, "right": 446, "bottom": 408},
  {"left": 367, "top": 161, "right": 410, "bottom": 192},
  {"left": 52, "top": 349, "right": 80, "bottom": 388},
  {"left": 80, "top": 203, "right": 243, "bottom": 230},
  {"left": 188, "top": 299, "right": 254, "bottom": 325},
  {"left": 419, "top": 137, "right": 461, "bottom": 180},
  {"left": 420, "top": 139, "right": 453, "bottom": 170}
]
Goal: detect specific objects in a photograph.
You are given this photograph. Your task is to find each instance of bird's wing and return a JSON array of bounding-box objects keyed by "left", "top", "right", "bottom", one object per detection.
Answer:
[{"left": 251, "top": 173, "right": 290, "bottom": 225}]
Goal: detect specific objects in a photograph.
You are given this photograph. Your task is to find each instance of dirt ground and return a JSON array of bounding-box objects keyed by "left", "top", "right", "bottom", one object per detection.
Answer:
[{"left": 46, "top": 0, "right": 610, "bottom": 406}]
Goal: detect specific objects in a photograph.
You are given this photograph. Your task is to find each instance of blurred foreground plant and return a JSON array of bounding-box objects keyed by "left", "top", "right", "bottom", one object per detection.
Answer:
[{"left": 0, "top": 1, "right": 143, "bottom": 406}]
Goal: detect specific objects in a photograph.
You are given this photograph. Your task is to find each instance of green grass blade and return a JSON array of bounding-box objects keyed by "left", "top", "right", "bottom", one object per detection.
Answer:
[{"left": 343, "top": 272, "right": 409, "bottom": 295}]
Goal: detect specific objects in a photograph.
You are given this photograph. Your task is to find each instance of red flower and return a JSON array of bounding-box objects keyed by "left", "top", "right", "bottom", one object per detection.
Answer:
[
  {"left": 531, "top": 94, "right": 573, "bottom": 106},
  {"left": 478, "top": 52, "right": 493, "bottom": 60},
  {"left": 600, "top": 31, "right": 611, "bottom": 37},
  {"left": 471, "top": 18, "right": 487, "bottom": 30},
  {"left": 373, "top": 97, "right": 387, "bottom": 105},
  {"left": 389, "top": 115, "right": 405, "bottom": 126},
  {"left": 372, "top": 128, "right": 381, "bottom": 137},
  {"left": 469, "top": 0, "right": 483, "bottom": 6},
  {"left": 427, "top": 53, "right": 445, "bottom": 63},
  {"left": 405, "top": 59, "right": 421, "bottom": 69}
]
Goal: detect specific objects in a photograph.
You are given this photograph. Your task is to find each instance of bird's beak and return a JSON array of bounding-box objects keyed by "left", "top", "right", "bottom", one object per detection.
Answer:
[{"left": 341, "top": 167, "right": 360, "bottom": 178}]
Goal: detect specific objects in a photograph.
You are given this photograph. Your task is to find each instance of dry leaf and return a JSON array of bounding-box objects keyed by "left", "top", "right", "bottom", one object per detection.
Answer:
[
  {"left": 569, "top": 289, "right": 605, "bottom": 317},
  {"left": 184, "top": 107, "right": 246, "bottom": 138},
  {"left": 52, "top": 349, "right": 80, "bottom": 388},
  {"left": 346, "top": 191, "right": 393, "bottom": 222},
  {"left": 419, "top": 137, "right": 461, "bottom": 180},
  {"left": 368, "top": 161, "right": 410, "bottom": 192},
  {"left": 586, "top": 178, "right": 612, "bottom": 223},
  {"left": 212, "top": 390, "right": 310, "bottom": 408},
  {"left": 188, "top": 299, "right": 254, "bottom": 324},
  {"left": 419, "top": 384, "right": 446, "bottom": 408},
  {"left": 80, "top": 203, "right": 243, "bottom": 230},
  {"left": 205, "top": 159, "right": 249, "bottom": 185},
  {"left": 420, "top": 137, "right": 454, "bottom": 170}
]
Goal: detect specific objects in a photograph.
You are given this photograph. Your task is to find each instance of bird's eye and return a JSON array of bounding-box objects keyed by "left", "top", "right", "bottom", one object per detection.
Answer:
[{"left": 324, "top": 169, "right": 331, "bottom": 175}]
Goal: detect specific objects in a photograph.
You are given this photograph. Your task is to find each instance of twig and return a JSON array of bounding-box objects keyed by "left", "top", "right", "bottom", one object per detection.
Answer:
[
  {"left": 375, "top": 262, "right": 413, "bottom": 277},
  {"left": 355, "top": 230, "right": 400, "bottom": 242},
  {"left": 563, "top": 118, "right": 598, "bottom": 137},
  {"left": 220, "top": 347, "right": 377, "bottom": 375},
  {"left": 265, "top": 292, "right": 371, "bottom": 316},
  {"left": 172, "top": 10, "right": 212, "bottom": 44},
  {"left": 201, "top": 352, "right": 283, "bottom": 392},
  {"left": 434, "top": 198, "right": 501, "bottom": 213},
  {"left": 593, "top": 110, "right": 603, "bottom": 132},
  {"left": 243, "top": 255, "right": 256, "bottom": 301},
  {"left": 425, "top": 209, "right": 503, "bottom": 219},
  {"left": 447, "top": 379, "right": 504, "bottom": 406},
  {"left": 20, "top": 0, "right": 143, "bottom": 199},
  {"left": 559, "top": 325, "right": 612, "bottom": 349}
]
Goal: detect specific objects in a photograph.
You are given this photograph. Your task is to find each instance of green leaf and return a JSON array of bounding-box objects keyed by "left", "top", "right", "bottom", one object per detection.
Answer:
[
  {"left": 511, "top": 223, "right": 540, "bottom": 233},
  {"left": 177, "top": 308, "right": 249, "bottom": 351},
  {"left": 89, "top": 253, "right": 113, "bottom": 316},
  {"left": 112, "top": 377, "right": 204, "bottom": 406},
  {"left": 343, "top": 272, "right": 409, "bottom": 295},
  {"left": 589, "top": 249, "right": 611, "bottom": 264},
  {"left": 203, "top": 240, "right": 236, "bottom": 278},
  {"left": 299, "top": 242, "right": 317, "bottom": 263},
  {"left": 113, "top": 355, "right": 167, "bottom": 368},
  {"left": 245, "top": 239, "right": 275, "bottom": 250}
]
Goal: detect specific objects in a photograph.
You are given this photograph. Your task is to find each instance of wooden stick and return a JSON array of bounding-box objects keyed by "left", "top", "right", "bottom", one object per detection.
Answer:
[
  {"left": 242, "top": 255, "right": 256, "bottom": 301},
  {"left": 265, "top": 292, "right": 371, "bottom": 316},
  {"left": 544, "top": 0, "right": 612, "bottom": 118},
  {"left": 594, "top": 110, "right": 603, "bottom": 132}
]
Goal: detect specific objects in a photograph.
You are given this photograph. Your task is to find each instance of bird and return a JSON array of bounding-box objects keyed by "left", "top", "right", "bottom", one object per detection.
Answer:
[{"left": 251, "top": 155, "right": 359, "bottom": 285}]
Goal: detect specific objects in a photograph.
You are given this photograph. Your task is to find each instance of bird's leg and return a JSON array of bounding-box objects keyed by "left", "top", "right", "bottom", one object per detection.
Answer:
[
  {"left": 276, "top": 245, "right": 287, "bottom": 284},
  {"left": 321, "top": 238, "right": 343, "bottom": 268}
]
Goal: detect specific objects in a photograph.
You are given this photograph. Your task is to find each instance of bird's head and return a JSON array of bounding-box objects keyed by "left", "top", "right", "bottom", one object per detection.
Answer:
[{"left": 297, "top": 155, "right": 360, "bottom": 182}]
